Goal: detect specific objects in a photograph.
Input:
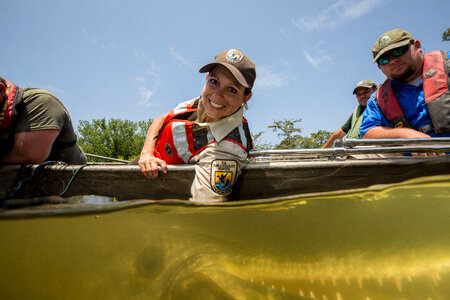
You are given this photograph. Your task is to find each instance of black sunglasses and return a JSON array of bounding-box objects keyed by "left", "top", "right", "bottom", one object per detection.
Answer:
[{"left": 377, "top": 43, "right": 411, "bottom": 66}]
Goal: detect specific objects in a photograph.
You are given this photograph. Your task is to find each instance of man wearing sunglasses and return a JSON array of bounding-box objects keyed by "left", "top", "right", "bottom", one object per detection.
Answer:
[
  {"left": 322, "top": 80, "right": 377, "bottom": 148},
  {"left": 360, "top": 29, "right": 450, "bottom": 156}
]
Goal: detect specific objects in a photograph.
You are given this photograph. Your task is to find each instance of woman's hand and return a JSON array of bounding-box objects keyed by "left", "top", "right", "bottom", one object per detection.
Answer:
[
  {"left": 138, "top": 153, "right": 167, "bottom": 179},
  {"left": 137, "top": 113, "right": 169, "bottom": 179}
]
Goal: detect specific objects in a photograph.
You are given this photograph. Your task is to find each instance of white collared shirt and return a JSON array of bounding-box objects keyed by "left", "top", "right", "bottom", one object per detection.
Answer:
[{"left": 175, "top": 99, "right": 250, "bottom": 202}]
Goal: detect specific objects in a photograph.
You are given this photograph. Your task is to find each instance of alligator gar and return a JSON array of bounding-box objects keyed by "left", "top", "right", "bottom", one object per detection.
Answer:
[{"left": 0, "top": 175, "right": 449, "bottom": 299}]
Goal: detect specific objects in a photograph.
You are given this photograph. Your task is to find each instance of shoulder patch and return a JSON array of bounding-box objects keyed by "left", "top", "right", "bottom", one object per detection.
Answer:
[
  {"left": 424, "top": 68, "right": 437, "bottom": 78},
  {"left": 210, "top": 160, "right": 237, "bottom": 195}
]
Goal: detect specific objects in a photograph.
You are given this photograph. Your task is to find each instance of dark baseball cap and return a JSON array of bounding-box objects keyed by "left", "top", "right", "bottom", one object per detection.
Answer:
[
  {"left": 199, "top": 49, "right": 256, "bottom": 89},
  {"left": 353, "top": 80, "right": 377, "bottom": 94},
  {"left": 372, "top": 29, "right": 414, "bottom": 63}
]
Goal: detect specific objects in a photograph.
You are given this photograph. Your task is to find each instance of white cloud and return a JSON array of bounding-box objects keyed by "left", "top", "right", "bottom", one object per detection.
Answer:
[
  {"left": 134, "top": 76, "right": 145, "bottom": 83},
  {"left": 145, "top": 62, "right": 161, "bottom": 79},
  {"left": 292, "top": 0, "right": 385, "bottom": 31},
  {"left": 303, "top": 50, "right": 331, "bottom": 71},
  {"left": 139, "top": 87, "right": 154, "bottom": 106},
  {"left": 254, "top": 66, "right": 289, "bottom": 90},
  {"left": 135, "top": 61, "right": 161, "bottom": 106},
  {"left": 169, "top": 48, "right": 197, "bottom": 71}
]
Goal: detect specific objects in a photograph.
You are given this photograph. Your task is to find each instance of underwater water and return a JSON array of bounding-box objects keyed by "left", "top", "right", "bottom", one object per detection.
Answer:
[{"left": 0, "top": 175, "right": 449, "bottom": 299}]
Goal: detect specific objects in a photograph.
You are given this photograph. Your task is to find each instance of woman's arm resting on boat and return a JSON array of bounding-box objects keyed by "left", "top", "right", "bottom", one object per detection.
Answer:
[
  {"left": 362, "top": 126, "right": 444, "bottom": 157},
  {"left": 138, "top": 113, "right": 168, "bottom": 179},
  {"left": 0, "top": 130, "right": 59, "bottom": 164}
]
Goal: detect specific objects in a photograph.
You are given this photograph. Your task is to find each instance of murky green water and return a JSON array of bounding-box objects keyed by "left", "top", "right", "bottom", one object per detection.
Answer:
[{"left": 1, "top": 175, "right": 449, "bottom": 299}]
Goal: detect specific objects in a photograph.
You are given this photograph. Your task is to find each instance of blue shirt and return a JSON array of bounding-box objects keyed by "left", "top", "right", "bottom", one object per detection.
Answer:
[{"left": 360, "top": 51, "right": 450, "bottom": 138}]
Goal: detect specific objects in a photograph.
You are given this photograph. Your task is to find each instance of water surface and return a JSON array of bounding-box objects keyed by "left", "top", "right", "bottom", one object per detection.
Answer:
[{"left": 1, "top": 175, "right": 449, "bottom": 299}]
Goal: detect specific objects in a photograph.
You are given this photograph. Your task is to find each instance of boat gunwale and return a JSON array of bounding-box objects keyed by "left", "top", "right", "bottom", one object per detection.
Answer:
[{"left": 2, "top": 154, "right": 446, "bottom": 173}]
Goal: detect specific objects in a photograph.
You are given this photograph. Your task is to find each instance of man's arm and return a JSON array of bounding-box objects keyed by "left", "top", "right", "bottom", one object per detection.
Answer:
[
  {"left": 0, "top": 130, "right": 60, "bottom": 163},
  {"left": 362, "top": 126, "right": 431, "bottom": 139},
  {"left": 362, "top": 126, "right": 444, "bottom": 157},
  {"left": 322, "top": 129, "right": 346, "bottom": 148}
]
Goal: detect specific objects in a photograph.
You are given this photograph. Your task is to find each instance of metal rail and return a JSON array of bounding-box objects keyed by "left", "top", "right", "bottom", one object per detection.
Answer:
[
  {"left": 84, "top": 138, "right": 450, "bottom": 160},
  {"left": 85, "top": 153, "right": 129, "bottom": 163},
  {"left": 341, "top": 137, "right": 450, "bottom": 147},
  {"left": 250, "top": 138, "right": 450, "bottom": 158}
]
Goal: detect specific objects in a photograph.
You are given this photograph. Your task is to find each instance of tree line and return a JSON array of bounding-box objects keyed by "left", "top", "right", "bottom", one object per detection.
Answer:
[
  {"left": 77, "top": 118, "right": 153, "bottom": 161},
  {"left": 443, "top": 28, "right": 450, "bottom": 41},
  {"left": 77, "top": 118, "right": 332, "bottom": 161}
]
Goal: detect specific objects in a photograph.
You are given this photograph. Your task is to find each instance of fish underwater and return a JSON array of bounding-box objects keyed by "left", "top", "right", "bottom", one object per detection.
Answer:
[{"left": 0, "top": 175, "right": 449, "bottom": 299}]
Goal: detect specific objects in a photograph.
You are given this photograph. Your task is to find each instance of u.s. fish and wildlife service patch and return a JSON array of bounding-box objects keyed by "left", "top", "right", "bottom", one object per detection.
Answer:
[{"left": 210, "top": 160, "right": 237, "bottom": 195}]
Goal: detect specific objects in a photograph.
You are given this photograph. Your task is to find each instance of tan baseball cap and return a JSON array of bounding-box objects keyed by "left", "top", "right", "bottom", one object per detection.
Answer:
[
  {"left": 199, "top": 49, "right": 256, "bottom": 89},
  {"left": 372, "top": 29, "right": 414, "bottom": 63},
  {"left": 353, "top": 80, "right": 377, "bottom": 94}
]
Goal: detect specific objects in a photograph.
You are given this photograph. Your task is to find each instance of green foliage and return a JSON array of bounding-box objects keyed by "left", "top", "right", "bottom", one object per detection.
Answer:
[
  {"left": 296, "top": 130, "right": 333, "bottom": 149},
  {"left": 268, "top": 119, "right": 303, "bottom": 149},
  {"left": 77, "top": 118, "right": 152, "bottom": 161},
  {"left": 443, "top": 28, "right": 450, "bottom": 41},
  {"left": 251, "top": 131, "right": 273, "bottom": 150},
  {"left": 268, "top": 119, "right": 332, "bottom": 149}
]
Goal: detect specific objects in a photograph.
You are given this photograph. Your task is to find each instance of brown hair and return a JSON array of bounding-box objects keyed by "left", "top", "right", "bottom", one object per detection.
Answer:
[{"left": 195, "top": 100, "right": 208, "bottom": 123}]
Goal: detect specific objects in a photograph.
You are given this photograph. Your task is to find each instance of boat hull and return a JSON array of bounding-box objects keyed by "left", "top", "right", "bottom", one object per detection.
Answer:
[{"left": 1, "top": 156, "right": 449, "bottom": 201}]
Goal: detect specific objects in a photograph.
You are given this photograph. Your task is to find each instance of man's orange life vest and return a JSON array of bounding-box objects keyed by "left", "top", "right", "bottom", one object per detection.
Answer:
[
  {"left": 376, "top": 50, "right": 450, "bottom": 135},
  {"left": 0, "top": 79, "right": 23, "bottom": 156},
  {"left": 154, "top": 98, "right": 253, "bottom": 164}
]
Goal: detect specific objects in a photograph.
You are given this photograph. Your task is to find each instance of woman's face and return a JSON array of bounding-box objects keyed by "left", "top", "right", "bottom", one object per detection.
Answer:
[{"left": 201, "top": 65, "right": 251, "bottom": 122}]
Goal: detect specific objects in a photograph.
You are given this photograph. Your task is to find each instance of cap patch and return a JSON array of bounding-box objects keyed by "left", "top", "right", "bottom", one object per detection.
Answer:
[
  {"left": 210, "top": 160, "right": 237, "bottom": 195},
  {"left": 379, "top": 35, "right": 392, "bottom": 46},
  {"left": 226, "top": 49, "right": 244, "bottom": 63}
]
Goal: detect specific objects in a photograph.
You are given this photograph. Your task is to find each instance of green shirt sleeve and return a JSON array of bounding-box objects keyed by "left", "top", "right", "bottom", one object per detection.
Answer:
[
  {"left": 340, "top": 113, "right": 353, "bottom": 133},
  {"left": 15, "top": 88, "right": 66, "bottom": 133},
  {"left": 14, "top": 88, "right": 86, "bottom": 164}
]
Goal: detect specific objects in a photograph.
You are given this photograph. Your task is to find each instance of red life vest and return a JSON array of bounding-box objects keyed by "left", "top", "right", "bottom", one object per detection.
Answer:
[
  {"left": 376, "top": 50, "right": 450, "bottom": 135},
  {"left": 154, "top": 98, "right": 253, "bottom": 164},
  {"left": 0, "top": 79, "right": 23, "bottom": 156}
]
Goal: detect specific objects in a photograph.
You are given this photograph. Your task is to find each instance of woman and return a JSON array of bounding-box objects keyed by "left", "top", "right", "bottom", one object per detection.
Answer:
[{"left": 137, "top": 49, "right": 256, "bottom": 202}]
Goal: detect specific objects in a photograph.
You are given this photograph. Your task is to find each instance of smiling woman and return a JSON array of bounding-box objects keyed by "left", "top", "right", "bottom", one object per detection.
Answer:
[
  {"left": 133, "top": 49, "right": 256, "bottom": 202},
  {"left": 199, "top": 65, "right": 252, "bottom": 122}
]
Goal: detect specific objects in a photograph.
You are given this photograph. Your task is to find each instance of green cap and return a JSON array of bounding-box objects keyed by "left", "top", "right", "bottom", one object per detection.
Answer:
[
  {"left": 199, "top": 49, "right": 256, "bottom": 89},
  {"left": 372, "top": 29, "right": 414, "bottom": 63},
  {"left": 353, "top": 80, "right": 377, "bottom": 94}
]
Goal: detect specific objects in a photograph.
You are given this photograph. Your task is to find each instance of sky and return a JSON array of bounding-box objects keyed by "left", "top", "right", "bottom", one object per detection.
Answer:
[{"left": 2, "top": 0, "right": 449, "bottom": 146}]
